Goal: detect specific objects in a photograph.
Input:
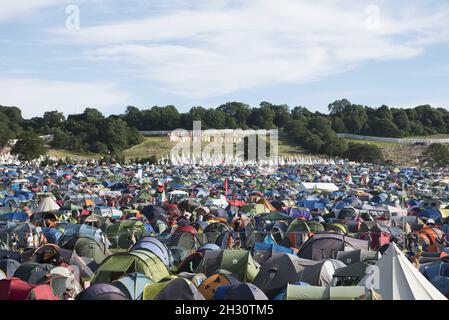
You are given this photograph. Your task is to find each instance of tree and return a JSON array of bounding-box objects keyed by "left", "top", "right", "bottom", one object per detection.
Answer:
[
  {"left": 393, "top": 110, "right": 411, "bottom": 135},
  {"left": 328, "top": 99, "right": 351, "bottom": 115},
  {"left": 331, "top": 117, "right": 347, "bottom": 133},
  {"left": 247, "top": 106, "right": 276, "bottom": 129},
  {"left": 303, "top": 134, "right": 324, "bottom": 153},
  {"left": 217, "top": 102, "right": 251, "bottom": 128},
  {"left": 11, "top": 131, "right": 47, "bottom": 161},
  {"left": 425, "top": 144, "right": 449, "bottom": 166},
  {"left": 345, "top": 143, "right": 384, "bottom": 164},
  {"left": 50, "top": 128, "right": 70, "bottom": 149},
  {"left": 369, "top": 119, "right": 402, "bottom": 137},
  {"left": 43, "top": 111, "right": 65, "bottom": 129},
  {"left": 375, "top": 105, "right": 393, "bottom": 121}
]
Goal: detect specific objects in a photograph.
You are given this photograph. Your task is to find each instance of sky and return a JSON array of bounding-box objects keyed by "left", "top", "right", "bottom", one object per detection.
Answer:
[{"left": 1, "top": 0, "right": 449, "bottom": 118}]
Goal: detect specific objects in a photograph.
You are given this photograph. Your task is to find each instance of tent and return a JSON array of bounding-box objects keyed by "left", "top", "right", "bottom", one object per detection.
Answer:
[
  {"left": 298, "top": 233, "right": 369, "bottom": 261},
  {"left": 252, "top": 242, "right": 294, "bottom": 264},
  {"left": 0, "top": 259, "right": 21, "bottom": 277},
  {"left": 253, "top": 253, "right": 308, "bottom": 298},
  {"left": 106, "top": 220, "right": 145, "bottom": 249},
  {"left": 286, "top": 284, "right": 368, "bottom": 300},
  {"left": 196, "top": 250, "right": 260, "bottom": 282},
  {"left": 130, "top": 236, "right": 173, "bottom": 268},
  {"left": 72, "top": 237, "right": 110, "bottom": 265},
  {"left": 358, "top": 243, "right": 447, "bottom": 300},
  {"left": 0, "top": 278, "right": 34, "bottom": 300},
  {"left": 112, "top": 272, "right": 154, "bottom": 300},
  {"left": 296, "top": 260, "right": 338, "bottom": 286},
  {"left": 91, "top": 249, "right": 170, "bottom": 284},
  {"left": 58, "top": 224, "right": 106, "bottom": 247},
  {"left": 197, "top": 272, "right": 240, "bottom": 300},
  {"left": 154, "top": 278, "right": 205, "bottom": 300},
  {"left": 34, "top": 197, "right": 60, "bottom": 213},
  {"left": 213, "top": 282, "right": 268, "bottom": 300},
  {"left": 298, "top": 183, "right": 338, "bottom": 193},
  {"left": 75, "top": 283, "right": 128, "bottom": 300},
  {"left": 13, "top": 262, "right": 53, "bottom": 284}
]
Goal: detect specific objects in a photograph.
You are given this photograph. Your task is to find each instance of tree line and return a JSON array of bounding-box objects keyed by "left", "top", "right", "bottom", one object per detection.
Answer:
[{"left": 1, "top": 99, "right": 448, "bottom": 164}]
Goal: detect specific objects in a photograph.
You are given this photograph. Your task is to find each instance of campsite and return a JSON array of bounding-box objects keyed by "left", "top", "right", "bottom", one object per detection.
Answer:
[{"left": 0, "top": 159, "right": 449, "bottom": 300}]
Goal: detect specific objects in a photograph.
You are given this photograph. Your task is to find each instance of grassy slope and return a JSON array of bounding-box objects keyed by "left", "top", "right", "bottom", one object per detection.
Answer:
[
  {"left": 123, "top": 136, "right": 176, "bottom": 160},
  {"left": 342, "top": 138, "right": 398, "bottom": 148},
  {"left": 44, "top": 133, "right": 443, "bottom": 164}
]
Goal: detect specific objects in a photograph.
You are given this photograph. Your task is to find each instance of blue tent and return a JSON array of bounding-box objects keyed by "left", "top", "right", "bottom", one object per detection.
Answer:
[
  {"left": 41, "top": 227, "right": 63, "bottom": 244},
  {"left": 58, "top": 224, "right": 105, "bottom": 245},
  {"left": 0, "top": 212, "right": 28, "bottom": 222},
  {"left": 431, "top": 276, "right": 449, "bottom": 297},
  {"left": 287, "top": 207, "right": 312, "bottom": 220},
  {"left": 297, "top": 199, "right": 325, "bottom": 210},
  {"left": 419, "top": 208, "right": 442, "bottom": 221},
  {"left": 197, "top": 243, "right": 221, "bottom": 252},
  {"left": 130, "top": 236, "right": 173, "bottom": 268}
]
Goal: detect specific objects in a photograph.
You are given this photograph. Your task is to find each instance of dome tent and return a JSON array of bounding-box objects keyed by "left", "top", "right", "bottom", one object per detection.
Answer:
[
  {"left": 196, "top": 249, "right": 260, "bottom": 282},
  {"left": 91, "top": 249, "right": 170, "bottom": 285}
]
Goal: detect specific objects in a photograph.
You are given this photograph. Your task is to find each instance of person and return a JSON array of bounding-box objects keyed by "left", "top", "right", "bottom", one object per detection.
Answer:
[
  {"left": 26, "top": 233, "right": 34, "bottom": 249},
  {"left": 235, "top": 235, "right": 241, "bottom": 250},
  {"left": 11, "top": 233, "right": 18, "bottom": 250},
  {"left": 226, "top": 233, "right": 235, "bottom": 250}
]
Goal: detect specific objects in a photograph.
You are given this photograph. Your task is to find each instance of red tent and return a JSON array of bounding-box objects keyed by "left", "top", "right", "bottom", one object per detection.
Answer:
[
  {"left": 0, "top": 278, "right": 34, "bottom": 300},
  {"left": 28, "top": 284, "right": 59, "bottom": 300},
  {"left": 175, "top": 225, "right": 197, "bottom": 235}
]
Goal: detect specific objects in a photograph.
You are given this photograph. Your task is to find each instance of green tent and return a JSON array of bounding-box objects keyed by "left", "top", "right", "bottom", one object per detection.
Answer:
[
  {"left": 74, "top": 237, "right": 111, "bottom": 264},
  {"left": 196, "top": 250, "right": 260, "bottom": 282},
  {"left": 287, "top": 220, "right": 325, "bottom": 234},
  {"left": 259, "top": 211, "right": 293, "bottom": 221},
  {"left": 106, "top": 220, "right": 145, "bottom": 249},
  {"left": 91, "top": 249, "right": 170, "bottom": 284},
  {"left": 286, "top": 285, "right": 368, "bottom": 300},
  {"left": 240, "top": 204, "right": 268, "bottom": 216}
]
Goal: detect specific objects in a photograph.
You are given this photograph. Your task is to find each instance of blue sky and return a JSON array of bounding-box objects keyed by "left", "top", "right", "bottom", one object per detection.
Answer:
[{"left": 1, "top": 0, "right": 449, "bottom": 118}]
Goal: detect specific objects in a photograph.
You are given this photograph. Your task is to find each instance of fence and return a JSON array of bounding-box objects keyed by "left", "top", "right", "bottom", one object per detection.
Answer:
[
  {"left": 337, "top": 133, "right": 449, "bottom": 144},
  {"left": 139, "top": 130, "right": 171, "bottom": 136}
]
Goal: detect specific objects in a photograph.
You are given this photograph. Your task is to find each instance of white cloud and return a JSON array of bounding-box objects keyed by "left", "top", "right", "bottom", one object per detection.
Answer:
[
  {"left": 49, "top": 0, "right": 449, "bottom": 99},
  {"left": 0, "top": 78, "right": 131, "bottom": 117},
  {"left": 0, "top": 0, "right": 70, "bottom": 21}
]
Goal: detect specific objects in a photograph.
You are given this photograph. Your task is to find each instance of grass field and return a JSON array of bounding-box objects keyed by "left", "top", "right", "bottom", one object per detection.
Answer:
[
  {"left": 47, "top": 149, "right": 101, "bottom": 160},
  {"left": 342, "top": 138, "right": 398, "bottom": 148},
  {"left": 404, "top": 134, "right": 449, "bottom": 139},
  {"left": 123, "top": 136, "right": 176, "bottom": 160}
]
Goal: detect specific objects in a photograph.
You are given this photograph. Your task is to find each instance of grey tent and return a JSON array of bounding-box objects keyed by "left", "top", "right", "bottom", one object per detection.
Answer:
[
  {"left": 112, "top": 272, "right": 154, "bottom": 300},
  {"left": 333, "top": 261, "right": 370, "bottom": 285},
  {"left": 0, "top": 259, "right": 21, "bottom": 277},
  {"left": 75, "top": 283, "right": 128, "bottom": 300},
  {"left": 298, "top": 233, "right": 369, "bottom": 260},
  {"left": 13, "top": 262, "right": 53, "bottom": 284},
  {"left": 296, "top": 260, "right": 337, "bottom": 286},
  {"left": 155, "top": 278, "right": 205, "bottom": 300},
  {"left": 215, "top": 282, "right": 268, "bottom": 300},
  {"left": 131, "top": 236, "right": 173, "bottom": 269},
  {"left": 253, "top": 253, "right": 307, "bottom": 298},
  {"left": 336, "top": 249, "right": 379, "bottom": 265}
]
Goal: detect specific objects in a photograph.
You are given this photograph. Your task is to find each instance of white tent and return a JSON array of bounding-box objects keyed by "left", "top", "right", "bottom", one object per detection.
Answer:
[
  {"left": 298, "top": 183, "right": 339, "bottom": 193},
  {"left": 359, "top": 243, "right": 447, "bottom": 300},
  {"left": 35, "top": 197, "right": 60, "bottom": 213}
]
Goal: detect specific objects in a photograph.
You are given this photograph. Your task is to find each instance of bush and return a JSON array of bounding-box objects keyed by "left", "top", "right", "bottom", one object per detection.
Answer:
[
  {"left": 11, "top": 131, "right": 47, "bottom": 162},
  {"left": 344, "top": 143, "right": 384, "bottom": 164},
  {"left": 426, "top": 144, "right": 449, "bottom": 166}
]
